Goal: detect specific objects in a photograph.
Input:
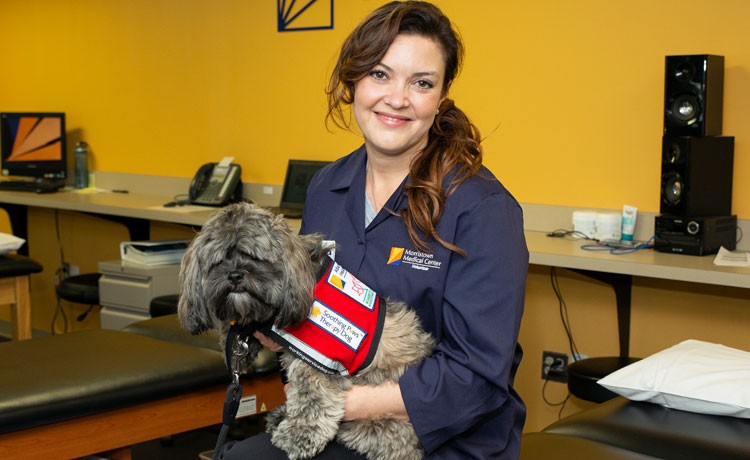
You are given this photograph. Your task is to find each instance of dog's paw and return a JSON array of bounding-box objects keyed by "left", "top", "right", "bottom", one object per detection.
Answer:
[
  {"left": 265, "top": 404, "right": 287, "bottom": 433},
  {"left": 271, "top": 418, "right": 335, "bottom": 460}
]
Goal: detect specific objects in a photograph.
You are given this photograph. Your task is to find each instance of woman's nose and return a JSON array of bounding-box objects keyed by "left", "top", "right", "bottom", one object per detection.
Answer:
[{"left": 384, "top": 85, "right": 409, "bottom": 109}]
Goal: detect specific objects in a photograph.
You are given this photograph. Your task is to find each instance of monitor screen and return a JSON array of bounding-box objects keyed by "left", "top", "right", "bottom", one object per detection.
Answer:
[
  {"left": 0, "top": 112, "right": 67, "bottom": 180},
  {"left": 280, "top": 160, "right": 330, "bottom": 208}
]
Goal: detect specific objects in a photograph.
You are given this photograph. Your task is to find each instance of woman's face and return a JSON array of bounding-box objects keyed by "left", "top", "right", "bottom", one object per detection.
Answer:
[{"left": 353, "top": 34, "right": 446, "bottom": 161}]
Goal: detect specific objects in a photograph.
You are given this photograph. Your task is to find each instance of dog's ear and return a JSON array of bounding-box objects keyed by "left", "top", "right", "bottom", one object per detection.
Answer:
[
  {"left": 272, "top": 234, "right": 323, "bottom": 329},
  {"left": 177, "top": 240, "right": 212, "bottom": 334},
  {"left": 299, "top": 233, "right": 330, "bottom": 268}
]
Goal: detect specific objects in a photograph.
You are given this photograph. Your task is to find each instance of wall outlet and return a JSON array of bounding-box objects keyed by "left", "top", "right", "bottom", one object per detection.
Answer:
[{"left": 541, "top": 351, "right": 569, "bottom": 383}]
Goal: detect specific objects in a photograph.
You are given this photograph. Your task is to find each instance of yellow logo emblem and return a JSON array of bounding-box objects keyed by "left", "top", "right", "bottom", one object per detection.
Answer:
[{"left": 387, "top": 247, "right": 405, "bottom": 265}]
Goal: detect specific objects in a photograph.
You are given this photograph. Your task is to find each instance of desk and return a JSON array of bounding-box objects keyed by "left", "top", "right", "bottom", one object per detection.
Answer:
[
  {"left": 526, "top": 231, "right": 750, "bottom": 289},
  {"left": 0, "top": 188, "right": 220, "bottom": 255},
  {"left": 526, "top": 230, "right": 750, "bottom": 361},
  {"left": 3, "top": 189, "right": 746, "bottom": 287},
  {"left": 0, "top": 188, "right": 221, "bottom": 339}
]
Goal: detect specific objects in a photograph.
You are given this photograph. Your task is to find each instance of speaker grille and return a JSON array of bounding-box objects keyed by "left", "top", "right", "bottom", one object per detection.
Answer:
[
  {"left": 661, "top": 172, "right": 683, "bottom": 207},
  {"left": 663, "top": 55, "right": 724, "bottom": 137},
  {"left": 659, "top": 136, "right": 734, "bottom": 217}
]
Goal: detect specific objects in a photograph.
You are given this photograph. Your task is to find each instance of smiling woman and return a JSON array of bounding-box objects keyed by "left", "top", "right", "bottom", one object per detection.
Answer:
[
  {"left": 352, "top": 34, "right": 447, "bottom": 218},
  {"left": 221, "top": 2, "right": 528, "bottom": 459}
]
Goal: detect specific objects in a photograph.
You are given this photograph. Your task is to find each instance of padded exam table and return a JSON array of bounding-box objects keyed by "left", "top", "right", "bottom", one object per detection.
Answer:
[
  {"left": 521, "top": 397, "right": 750, "bottom": 460},
  {"left": 0, "top": 315, "right": 284, "bottom": 460}
]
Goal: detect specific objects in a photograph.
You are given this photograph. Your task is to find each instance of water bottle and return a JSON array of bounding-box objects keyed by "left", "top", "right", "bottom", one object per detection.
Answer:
[{"left": 74, "top": 141, "right": 89, "bottom": 188}]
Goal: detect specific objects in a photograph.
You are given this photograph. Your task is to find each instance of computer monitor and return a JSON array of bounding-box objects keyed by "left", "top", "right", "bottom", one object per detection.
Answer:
[
  {"left": 0, "top": 112, "right": 67, "bottom": 180},
  {"left": 266, "top": 159, "right": 330, "bottom": 218}
]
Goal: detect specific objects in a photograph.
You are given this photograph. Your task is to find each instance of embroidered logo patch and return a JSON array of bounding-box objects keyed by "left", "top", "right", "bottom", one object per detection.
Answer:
[
  {"left": 328, "top": 262, "right": 377, "bottom": 310},
  {"left": 309, "top": 300, "right": 367, "bottom": 351},
  {"left": 387, "top": 247, "right": 443, "bottom": 272},
  {"left": 387, "top": 247, "right": 405, "bottom": 265}
]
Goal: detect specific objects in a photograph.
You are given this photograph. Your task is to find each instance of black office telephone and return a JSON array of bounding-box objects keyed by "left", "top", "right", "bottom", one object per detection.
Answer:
[{"left": 189, "top": 162, "right": 242, "bottom": 206}]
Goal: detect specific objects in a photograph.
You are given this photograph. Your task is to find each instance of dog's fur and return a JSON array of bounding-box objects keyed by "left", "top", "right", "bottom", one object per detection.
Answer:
[{"left": 178, "top": 202, "right": 434, "bottom": 460}]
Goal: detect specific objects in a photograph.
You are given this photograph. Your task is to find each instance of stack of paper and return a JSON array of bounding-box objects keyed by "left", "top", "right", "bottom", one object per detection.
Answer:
[
  {"left": 120, "top": 240, "right": 190, "bottom": 266},
  {"left": 714, "top": 247, "right": 750, "bottom": 267}
]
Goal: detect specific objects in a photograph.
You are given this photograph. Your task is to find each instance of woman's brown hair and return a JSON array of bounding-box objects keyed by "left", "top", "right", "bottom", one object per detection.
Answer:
[{"left": 326, "top": 1, "right": 483, "bottom": 255}]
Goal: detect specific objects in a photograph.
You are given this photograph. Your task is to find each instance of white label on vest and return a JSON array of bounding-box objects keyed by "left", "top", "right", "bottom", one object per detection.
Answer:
[
  {"left": 328, "top": 262, "right": 377, "bottom": 310},
  {"left": 309, "top": 300, "right": 367, "bottom": 351}
]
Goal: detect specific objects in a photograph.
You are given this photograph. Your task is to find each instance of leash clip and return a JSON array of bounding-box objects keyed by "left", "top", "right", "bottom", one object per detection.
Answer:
[{"left": 231, "top": 337, "right": 249, "bottom": 386}]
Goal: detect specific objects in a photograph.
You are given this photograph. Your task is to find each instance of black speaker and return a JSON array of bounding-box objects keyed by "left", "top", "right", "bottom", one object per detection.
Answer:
[
  {"left": 664, "top": 54, "right": 724, "bottom": 137},
  {"left": 660, "top": 135, "right": 734, "bottom": 217}
]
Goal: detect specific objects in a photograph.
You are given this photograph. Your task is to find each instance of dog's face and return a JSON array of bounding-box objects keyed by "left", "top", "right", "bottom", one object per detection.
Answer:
[{"left": 178, "top": 202, "right": 328, "bottom": 335}]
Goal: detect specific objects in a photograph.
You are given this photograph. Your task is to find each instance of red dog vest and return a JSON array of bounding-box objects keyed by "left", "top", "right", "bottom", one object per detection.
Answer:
[{"left": 271, "top": 257, "right": 385, "bottom": 376}]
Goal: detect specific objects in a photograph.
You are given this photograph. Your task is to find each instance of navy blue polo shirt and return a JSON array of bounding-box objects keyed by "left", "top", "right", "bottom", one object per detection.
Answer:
[{"left": 300, "top": 145, "right": 528, "bottom": 460}]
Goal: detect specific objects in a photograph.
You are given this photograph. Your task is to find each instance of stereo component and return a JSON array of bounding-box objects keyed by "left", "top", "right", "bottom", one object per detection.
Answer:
[{"left": 654, "top": 215, "right": 737, "bottom": 256}]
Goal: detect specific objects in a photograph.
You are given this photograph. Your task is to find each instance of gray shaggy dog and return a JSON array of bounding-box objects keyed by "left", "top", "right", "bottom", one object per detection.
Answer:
[{"left": 178, "top": 202, "right": 434, "bottom": 460}]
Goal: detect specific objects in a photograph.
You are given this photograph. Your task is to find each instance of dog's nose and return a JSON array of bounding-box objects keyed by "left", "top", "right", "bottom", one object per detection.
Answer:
[{"left": 228, "top": 271, "right": 243, "bottom": 285}]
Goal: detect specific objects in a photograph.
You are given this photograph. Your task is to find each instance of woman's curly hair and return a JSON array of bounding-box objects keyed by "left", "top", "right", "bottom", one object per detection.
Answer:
[{"left": 326, "top": 1, "right": 483, "bottom": 255}]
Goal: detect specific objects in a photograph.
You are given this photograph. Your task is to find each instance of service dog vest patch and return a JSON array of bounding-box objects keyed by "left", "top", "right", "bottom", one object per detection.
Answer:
[{"left": 271, "top": 257, "right": 385, "bottom": 376}]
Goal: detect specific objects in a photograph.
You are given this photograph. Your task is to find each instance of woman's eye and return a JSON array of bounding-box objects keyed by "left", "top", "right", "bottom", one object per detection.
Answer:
[
  {"left": 415, "top": 79, "right": 434, "bottom": 89},
  {"left": 370, "top": 69, "right": 387, "bottom": 80}
]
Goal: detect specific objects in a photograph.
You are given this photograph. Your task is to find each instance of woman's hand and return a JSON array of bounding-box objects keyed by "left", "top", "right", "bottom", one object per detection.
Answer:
[
  {"left": 252, "top": 331, "right": 290, "bottom": 394},
  {"left": 253, "top": 331, "right": 284, "bottom": 352}
]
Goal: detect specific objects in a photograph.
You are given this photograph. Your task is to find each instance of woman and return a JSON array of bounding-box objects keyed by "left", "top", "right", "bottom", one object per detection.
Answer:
[{"left": 224, "top": 1, "right": 528, "bottom": 458}]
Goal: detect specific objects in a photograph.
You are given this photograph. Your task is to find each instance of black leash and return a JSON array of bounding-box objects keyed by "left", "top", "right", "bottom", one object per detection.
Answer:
[{"left": 211, "top": 320, "right": 272, "bottom": 460}]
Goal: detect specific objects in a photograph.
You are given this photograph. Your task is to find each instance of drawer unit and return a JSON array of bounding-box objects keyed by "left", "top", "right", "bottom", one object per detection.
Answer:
[{"left": 98, "top": 260, "right": 181, "bottom": 329}]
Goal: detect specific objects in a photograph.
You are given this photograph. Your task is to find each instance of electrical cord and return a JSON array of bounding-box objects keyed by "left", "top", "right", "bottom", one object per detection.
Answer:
[
  {"left": 51, "top": 209, "right": 68, "bottom": 335},
  {"left": 541, "top": 369, "right": 571, "bottom": 418},
  {"left": 546, "top": 229, "right": 596, "bottom": 240},
  {"left": 76, "top": 305, "right": 96, "bottom": 322},
  {"left": 540, "top": 267, "right": 578, "bottom": 419},
  {"left": 580, "top": 236, "right": 655, "bottom": 255},
  {"left": 543, "top": 227, "right": 653, "bottom": 418},
  {"left": 550, "top": 267, "right": 581, "bottom": 361},
  {"left": 548, "top": 227, "right": 655, "bottom": 255},
  {"left": 163, "top": 193, "right": 192, "bottom": 207}
]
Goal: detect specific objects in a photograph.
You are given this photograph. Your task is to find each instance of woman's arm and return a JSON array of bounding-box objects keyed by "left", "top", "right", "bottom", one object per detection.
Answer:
[
  {"left": 255, "top": 331, "right": 408, "bottom": 421},
  {"left": 343, "top": 382, "right": 409, "bottom": 422}
]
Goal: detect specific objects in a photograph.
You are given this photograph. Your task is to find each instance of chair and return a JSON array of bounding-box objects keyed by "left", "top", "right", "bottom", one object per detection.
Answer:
[
  {"left": 56, "top": 273, "right": 102, "bottom": 322},
  {"left": 149, "top": 293, "right": 179, "bottom": 317},
  {"left": 0, "top": 254, "right": 43, "bottom": 340},
  {"left": 567, "top": 356, "right": 640, "bottom": 403}
]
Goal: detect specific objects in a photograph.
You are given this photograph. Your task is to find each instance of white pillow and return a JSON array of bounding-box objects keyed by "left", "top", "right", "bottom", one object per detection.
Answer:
[{"left": 598, "top": 339, "right": 750, "bottom": 418}]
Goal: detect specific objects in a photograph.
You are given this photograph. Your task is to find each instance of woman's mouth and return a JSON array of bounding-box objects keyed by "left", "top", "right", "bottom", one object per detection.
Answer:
[{"left": 376, "top": 111, "right": 410, "bottom": 127}]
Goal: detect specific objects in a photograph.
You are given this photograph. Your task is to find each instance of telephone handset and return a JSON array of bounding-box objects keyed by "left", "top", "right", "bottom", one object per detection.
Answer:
[{"left": 189, "top": 161, "right": 242, "bottom": 206}]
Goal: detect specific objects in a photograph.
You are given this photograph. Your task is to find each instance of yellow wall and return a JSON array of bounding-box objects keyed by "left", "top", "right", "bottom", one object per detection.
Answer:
[
  {"left": 2, "top": 0, "right": 750, "bottom": 435},
  {"left": 2, "top": 0, "right": 749, "bottom": 215}
]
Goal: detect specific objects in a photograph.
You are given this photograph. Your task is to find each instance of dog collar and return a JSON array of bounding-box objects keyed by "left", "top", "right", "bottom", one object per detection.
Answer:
[
  {"left": 270, "top": 257, "right": 385, "bottom": 376},
  {"left": 224, "top": 318, "right": 274, "bottom": 373}
]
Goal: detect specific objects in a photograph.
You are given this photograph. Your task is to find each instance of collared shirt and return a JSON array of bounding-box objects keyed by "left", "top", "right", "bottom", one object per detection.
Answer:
[{"left": 300, "top": 145, "right": 528, "bottom": 460}]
